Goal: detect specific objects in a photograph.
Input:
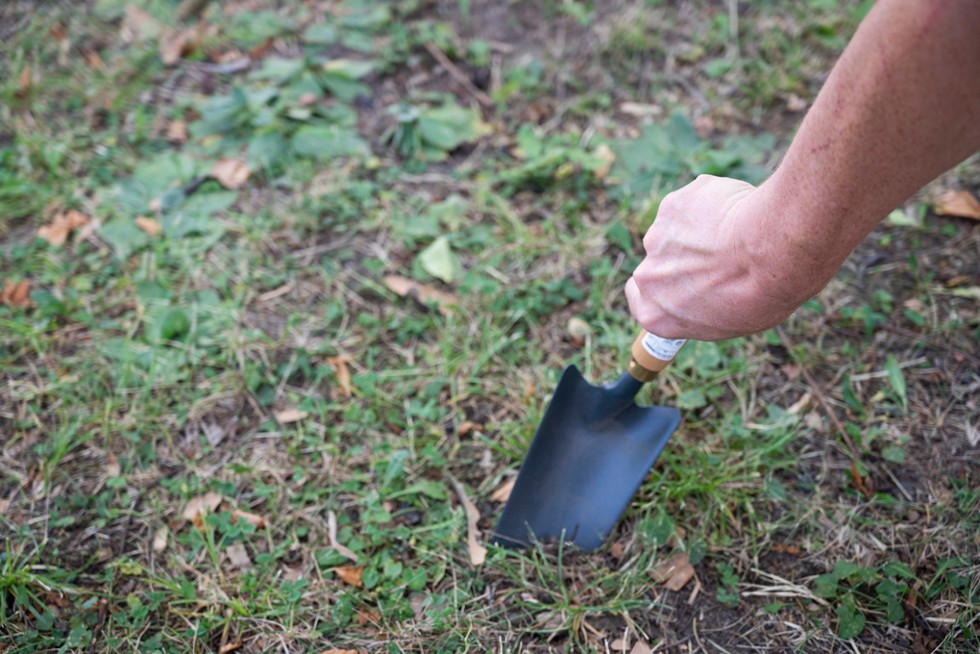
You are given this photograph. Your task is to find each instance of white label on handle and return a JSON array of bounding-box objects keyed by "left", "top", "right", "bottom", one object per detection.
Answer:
[{"left": 641, "top": 333, "right": 687, "bottom": 361}]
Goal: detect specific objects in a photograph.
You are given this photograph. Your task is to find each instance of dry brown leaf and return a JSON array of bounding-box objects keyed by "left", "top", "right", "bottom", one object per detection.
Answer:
[
  {"left": 319, "top": 650, "right": 359, "bottom": 654},
  {"left": 297, "top": 92, "right": 319, "bottom": 107},
  {"left": 167, "top": 119, "right": 188, "bottom": 143},
  {"left": 37, "top": 210, "right": 90, "bottom": 247},
  {"left": 567, "top": 316, "right": 591, "bottom": 347},
  {"left": 218, "top": 642, "right": 242, "bottom": 654},
  {"left": 489, "top": 477, "right": 516, "bottom": 503},
  {"left": 326, "top": 355, "right": 352, "bottom": 398},
  {"left": 334, "top": 565, "right": 364, "bottom": 588},
  {"left": 934, "top": 190, "right": 980, "bottom": 221},
  {"left": 105, "top": 454, "right": 121, "bottom": 477},
  {"left": 159, "top": 27, "right": 199, "bottom": 66},
  {"left": 135, "top": 216, "right": 162, "bottom": 237},
  {"left": 630, "top": 641, "right": 653, "bottom": 654},
  {"left": 448, "top": 475, "right": 486, "bottom": 565},
  {"left": 18, "top": 64, "right": 31, "bottom": 93},
  {"left": 382, "top": 275, "right": 459, "bottom": 316},
  {"left": 120, "top": 4, "right": 162, "bottom": 43},
  {"left": 772, "top": 543, "right": 803, "bottom": 556},
  {"left": 83, "top": 49, "right": 106, "bottom": 70},
  {"left": 211, "top": 158, "right": 251, "bottom": 189},
  {"left": 356, "top": 608, "right": 381, "bottom": 625},
  {"left": 457, "top": 420, "right": 482, "bottom": 436},
  {"left": 152, "top": 526, "right": 168, "bottom": 553},
  {"left": 0, "top": 499, "right": 10, "bottom": 514},
  {"left": 225, "top": 542, "right": 252, "bottom": 570},
  {"left": 1, "top": 280, "right": 32, "bottom": 309},
  {"left": 231, "top": 509, "right": 267, "bottom": 529},
  {"left": 610, "top": 639, "right": 628, "bottom": 652},
  {"left": 275, "top": 408, "right": 308, "bottom": 424},
  {"left": 650, "top": 552, "right": 695, "bottom": 591},
  {"left": 593, "top": 143, "right": 615, "bottom": 180},
  {"left": 182, "top": 492, "right": 223, "bottom": 527}
]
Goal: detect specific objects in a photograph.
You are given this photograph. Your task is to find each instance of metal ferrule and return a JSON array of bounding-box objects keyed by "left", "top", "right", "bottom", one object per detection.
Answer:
[{"left": 627, "top": 357, "right": 660, "bottom": 383}]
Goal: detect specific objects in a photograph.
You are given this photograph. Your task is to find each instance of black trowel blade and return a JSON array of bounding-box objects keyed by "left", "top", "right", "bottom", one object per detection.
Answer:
[{"left": 493, "top": 365, "right": 681, "bottom": 551}]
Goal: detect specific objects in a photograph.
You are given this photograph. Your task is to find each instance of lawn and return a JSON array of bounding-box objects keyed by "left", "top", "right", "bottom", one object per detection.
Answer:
[{"left": 1, "top": 0, "right": 978, "bottom": 652}]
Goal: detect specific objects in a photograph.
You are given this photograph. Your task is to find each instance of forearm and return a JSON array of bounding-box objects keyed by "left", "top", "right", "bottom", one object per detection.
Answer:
[{"left": 748, "top": 0, "right": 980, "bottom": 295}]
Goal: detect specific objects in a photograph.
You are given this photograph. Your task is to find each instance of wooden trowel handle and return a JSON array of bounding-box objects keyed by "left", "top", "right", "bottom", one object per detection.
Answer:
[{"left": 628, "top": 330, "right": 687, "bottom": 382}]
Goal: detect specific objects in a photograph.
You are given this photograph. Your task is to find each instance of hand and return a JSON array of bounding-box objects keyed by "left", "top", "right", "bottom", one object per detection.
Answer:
[{"left": 625, "top": 175, "right": 810, "bottom": 341}]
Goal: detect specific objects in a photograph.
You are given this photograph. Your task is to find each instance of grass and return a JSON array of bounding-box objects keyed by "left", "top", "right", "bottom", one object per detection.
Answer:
[{"left": 2, "top": 0, "right": 979, "bottom": 652}]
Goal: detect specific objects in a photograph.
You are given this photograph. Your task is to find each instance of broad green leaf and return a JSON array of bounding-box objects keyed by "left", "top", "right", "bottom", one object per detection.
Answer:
[
  {"left": 100, "top": 218, "right": 150, "bottom": 258},
  {"left": 676, "top": 388, "right": 707, "bottom": 410},
  {"left": 247, "top": 132, "right": 289, "bottom": 169},
  {"left": 835, "top": 594, "right": 866, "bottom": 638},
  {"left": 813, "top": 573, "right": 838, "bottom": 598},
  {"left": 251, "top": 57, "right": 305, "bottom": 82},
  {"left": 832, "top": 561, "right": 861, "bottom": 580},
  {"left": 302, "top": 23, "right": 337, "bottom": 45},
  {"left": 418, "top": 105, "right": 489, "bottom": 152},
  {"left": 320, "top": 73, "right": 371, "bottom": 102},
  {"left": 155, "top": 308, "right": 190, "bottom": 342},
  {"left": 322, "top": 59, "right": 376, "bottom": 79},
  {"left": 291, "top": 125, "right": 370, "bottom": 161},
  {"left": 418, "top": 236, "right": 460, "bottom": 284},
  {"left": 884, "top": 354, "right": 908, "bottom": 412},
  {"left": 881, "top": 444, "right": 905, "bottom": 463}
]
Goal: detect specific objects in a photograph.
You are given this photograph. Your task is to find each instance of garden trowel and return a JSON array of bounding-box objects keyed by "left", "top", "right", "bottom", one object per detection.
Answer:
[{"left": 493, "top": 331, "right": 685, "bottom": 551}]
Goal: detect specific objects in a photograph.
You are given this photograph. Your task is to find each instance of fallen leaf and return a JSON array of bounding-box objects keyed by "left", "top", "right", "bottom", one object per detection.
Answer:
[
  {"left": 772, "top": 543, "right": 802, "bottom": 556},
  {"left": 0, "top": 499, "right": 10, "bottom": 514},
  {"left": 850, "top": 460, "right": 873, "bottom": 499},
  {"left": 231, "top": 509, "right": 266, "bottom": 529},
  {"left": 218, "top": 642, "right": 242, "bottom": 654},
  {"left": 211, "top": 158, "right": 250, "bottom": 189},
  {"left": 457, "top": 420, "right": 482, "bottom": 436},
  {"left": 611, "top": 639, "right": 628, "bottom": 652},
  {"left": 120, "top": 4, "right": 162, "bottom": 44},
  {"left": 489, "top": 477, "right": 516, "bottom": 503},
  {"left": 382, "top": 275, "right": 459, "bottom": 316},
  {"left": 630, "top": 641, "right": 653, "bottom": 654},
  {"left": 159, "top": 27, "right": 199, "bottom": 66},
  {"left": 934, "top": 190, "right": 980, "bottom": 221},
  {"left": 135, "top": 216, "right": 162, "bottom": 237},
  {"left": 334, "top": 565, "right": 364, "bottom": 588},
  {"left": 448, "top": 475, "right": 486, "bottom": 565},
  {"left": 152, "top": 526, "right": 168, "bottom": 553},
  {"left": 167, "top": 119, "right": 188, "bottom": 143},
  {"left": 37, "top": 209, "right": 90, "bottom": 246},
  {"left": 786, "top": 94, "right": 807, "bottom": 112},
  {"left": 319, "top": 650, "right": 359, "bottom": 654},
  {"left": 275, "top": 408, "right": 308, "bottom": 424},
  {"left": 356, "top": 608, "right": 381, "bottom": 625},
  {"left": 620, "top": 102, "right": 662, "bottom": 117},
  {"left": 296, "top": 92, "right": 319, "bottom": 107},
  {"left": 326, "top": 355, "right": 352, "bottom": 398},
  {"left": 18, "top": 64, "right": 31, "bottom": 93},
  {"left": 182, "top": 492, "right": 223, "bottom": 527},
  {"left": 567, "top": 317, "right": 591, "bottom": 347},
  {"left": 105, "top": 454, "right": 121, "bottom": 477},
  {"left": 83, "top": 49, "right": 106, "bottom": 70},
  {"left": 1, "top": 280, "right": 32, "bottom": 309},
  {"left": 650, "top": 552, "right": 695, "bottom": 591},
  {"left": 593, "top": 143, "right": 615, "bottom": 180},
  {"left": 225, "top": 542, "right": 251, "bottom": 570},
  {"left": 49, "top": 23, "right": 67, "bottom": 40}
]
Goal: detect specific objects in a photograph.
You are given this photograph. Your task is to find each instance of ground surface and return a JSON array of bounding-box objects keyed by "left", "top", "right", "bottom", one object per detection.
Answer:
[{"left": 1, "top": 1, "right": 978, "bottom": 653}]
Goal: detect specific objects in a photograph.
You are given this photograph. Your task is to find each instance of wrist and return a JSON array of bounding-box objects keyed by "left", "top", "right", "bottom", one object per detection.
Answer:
[{"left": 733, "top": 182, "right": 835, "bottom": 313}]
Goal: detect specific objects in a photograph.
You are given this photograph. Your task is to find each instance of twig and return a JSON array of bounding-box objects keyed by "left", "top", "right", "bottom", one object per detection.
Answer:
[{"left": 422, "top": 42, "right": 494, "bottom": 108}]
